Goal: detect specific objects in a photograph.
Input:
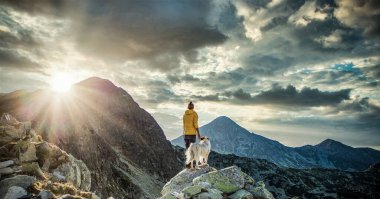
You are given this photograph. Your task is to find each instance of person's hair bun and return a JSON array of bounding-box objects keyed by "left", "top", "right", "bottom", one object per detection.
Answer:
[{"left": 188, "top": 101, "right": 194, "bottom": 109}]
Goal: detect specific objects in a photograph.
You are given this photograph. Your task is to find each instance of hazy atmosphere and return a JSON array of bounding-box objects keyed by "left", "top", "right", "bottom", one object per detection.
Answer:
[{"left": 1, "top": 0, "right": 379, "bottom": 149}]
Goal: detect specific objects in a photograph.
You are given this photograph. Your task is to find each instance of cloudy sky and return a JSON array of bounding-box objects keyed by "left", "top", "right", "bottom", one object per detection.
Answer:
[{"left": 1, "top": 0, "right": 379, "bottom": 149}]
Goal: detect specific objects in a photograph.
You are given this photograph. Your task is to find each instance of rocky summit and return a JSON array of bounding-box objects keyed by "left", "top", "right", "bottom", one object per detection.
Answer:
[
  {"left": 0, "top": 114, "right": 98, "bottom": 198},
  {"left": 159, "top": 165, "right": 274, "bottom": 199}
]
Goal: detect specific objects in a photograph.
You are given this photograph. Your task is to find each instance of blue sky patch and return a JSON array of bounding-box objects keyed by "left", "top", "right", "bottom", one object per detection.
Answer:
[{"left": 333, "top": 63, "right": 363, "bottom": 76}]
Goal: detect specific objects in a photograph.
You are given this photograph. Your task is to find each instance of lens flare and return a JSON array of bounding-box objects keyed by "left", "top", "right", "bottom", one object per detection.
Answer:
[{"left": 50, "top": 74, "right": 73, "bottom": 93}]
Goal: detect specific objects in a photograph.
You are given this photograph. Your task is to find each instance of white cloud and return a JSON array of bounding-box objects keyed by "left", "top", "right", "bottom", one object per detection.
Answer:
[
  {"left": 315, "top": 30, "right": 344, "bottom": 48},
  {"left": 233, "top": 0, "right": 274, "bottom": 42},
  {"left": 288, "top": 0, "right": 328, "bottom": 27}
]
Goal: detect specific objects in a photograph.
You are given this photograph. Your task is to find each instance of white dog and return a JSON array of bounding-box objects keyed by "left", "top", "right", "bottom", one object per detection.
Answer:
[{"left": 185, "top": 137, "right": 211, "bottom": 169}]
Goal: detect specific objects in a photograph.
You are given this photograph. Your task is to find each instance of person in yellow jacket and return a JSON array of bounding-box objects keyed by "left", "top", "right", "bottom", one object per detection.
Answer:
[{"left": 183, "top": 101, "right": 201, "bottom": 149}]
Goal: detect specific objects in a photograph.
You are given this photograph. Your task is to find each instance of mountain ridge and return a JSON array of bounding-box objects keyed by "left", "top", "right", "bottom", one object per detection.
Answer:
[
  {"left": 0, "top": 77, "right": 182, "bottom": 198},
  {"left": 172, "top": 116, "right": 380, "bottom": 171}
]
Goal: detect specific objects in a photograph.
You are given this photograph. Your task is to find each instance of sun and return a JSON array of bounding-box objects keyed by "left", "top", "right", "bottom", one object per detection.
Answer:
[{"left": 50, "top": 74, "right": 73, "bottom": 93}]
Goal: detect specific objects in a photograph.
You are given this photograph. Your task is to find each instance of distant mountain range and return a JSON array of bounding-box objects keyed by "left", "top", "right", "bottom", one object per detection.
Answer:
[{"left": 172, "top": 116, "right": 380, "bottom": 171}]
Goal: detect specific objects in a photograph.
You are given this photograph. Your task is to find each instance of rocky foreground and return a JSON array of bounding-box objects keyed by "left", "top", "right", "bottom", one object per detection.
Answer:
[
  {"left": 0, "top": 114, "right": 98, "bottom": 199},
  {"left": 173, "top": 146, "right": 380, "bottom": 199},
  {"left": 159, "top": 166, "right": 274, "bottom": 199}
]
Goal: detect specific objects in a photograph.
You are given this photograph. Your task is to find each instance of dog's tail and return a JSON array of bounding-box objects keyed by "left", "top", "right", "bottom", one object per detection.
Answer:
[{"left": 185, "top": 143, "right": 193, "bottom": 164}]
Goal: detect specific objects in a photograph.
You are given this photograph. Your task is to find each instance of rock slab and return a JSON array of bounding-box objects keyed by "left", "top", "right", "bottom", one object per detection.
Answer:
[{"left": 193, "top": 166, "right": 247, "bottom": 193}]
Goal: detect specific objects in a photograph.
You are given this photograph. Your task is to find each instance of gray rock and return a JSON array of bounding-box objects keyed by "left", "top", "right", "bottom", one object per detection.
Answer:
[
  {"left": 158, "top": 193, "right": 177, "bottom": 199},
  {"left": 38, "top": 190, "right": 55, "bottom": 199},
  {"left": 161, "top": 166, "right": 216, "bottom": 196},
  {"left": 195, "top": 189, "right": 223, "bottom": 199},
  {"left": 53, "top": 154, "right": 91, "bottom": 191},
  {"left": 4, "top": 186, "right": 27, "bottom": 199},
  {"left": 0, "top": 167, "right": 14, "bottom": 175},
  {"left": 193, "top": 166, "right": 247, "bottom": 193},
  {"left": 182, "top": 185, "right": 203, "bottom": 198},
  {"left": 0, "top": 175, "right": 36, "bottom": 198},
  {"left": 0, "top": 160, "right": 14, "bottom": 169},
  {"left": 230, "top": 189, "right": 253, "bottom": 199},
  {"left": 52, "top": 171, "right": 66, "bottom": 182},
  {"left": 197, "top": 181, "right": 212, "bottom": 190}
]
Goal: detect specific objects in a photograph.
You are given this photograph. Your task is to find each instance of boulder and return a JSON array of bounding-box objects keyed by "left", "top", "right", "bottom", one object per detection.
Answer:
[
  {"left": 195, "top": 189, "right": 223, "bottom": 199},
  {"left": 4, "top": 186, "right": 27, "bottom": 199},
  {"left": 19, "top": 141, "right": 38, "bottom": 162},
  {"left": 0, "top": 125, "right": 24, "bottom": 146},
  {"left": 158, "top": 193, "right": 178, "bottom": 199},
  {"left": 0, "top": 175, "right": 36, "bottom": 198},
  {"left": 36, "top": 141, "right": 69, "bottom": 170},
  {"left": 161, "top": 166, "right": 216, "bottom": 196},
  {"left": 0, "top": 160, "right": 14, "bottom": 169},
  {"left": 182, "top": 185, "right": 203, "bottom": 198},
  {"left": 193, "top": 166, "right": 247, "bottom": 193},
  {"left": 230, "top": 189, "right": 253, "bottom": 199},
  {"left": 0, "top": 167, "right": 14, "bottom": 175},
  {"left": 53, "top": 154, "right": 91, "bottom": 191}
]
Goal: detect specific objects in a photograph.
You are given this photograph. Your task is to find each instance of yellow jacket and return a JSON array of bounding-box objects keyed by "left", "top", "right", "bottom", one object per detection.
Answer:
[{"left": 183, "top": 109, "right": 199, "bottom": 135}]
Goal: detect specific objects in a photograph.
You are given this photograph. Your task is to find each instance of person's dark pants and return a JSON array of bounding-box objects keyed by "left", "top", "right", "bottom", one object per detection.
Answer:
[{"left": 184, "top": 135, "right": 196, "bottom": 149}]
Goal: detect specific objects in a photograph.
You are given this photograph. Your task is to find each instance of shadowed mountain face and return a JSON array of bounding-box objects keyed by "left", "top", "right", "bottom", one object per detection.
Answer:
[
  {"left": 295, "top": 139, "right": 380, "bottom": 171},
  {"left": 0, "top": 77, "right": 182, "bottom": 198},
  {"left": 171, "top": 116, "right": 380, "bottom": 171}
]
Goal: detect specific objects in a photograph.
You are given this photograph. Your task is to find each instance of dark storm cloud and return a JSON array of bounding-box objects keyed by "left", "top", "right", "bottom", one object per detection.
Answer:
[
  {"left": 228, "top": 84, "right": 351, "bottom": 106},
  {"left": 75, "top": 0, "right": 227, "bottom": 62},
  {"left": 335, "top": 0, "right": 380, "bottom": 37},
  {"left": 192, "top": 84, "right": 351, "bottom": 107},
  {"left": 2, "top": 0, "right": 227, "bottom": 71}
]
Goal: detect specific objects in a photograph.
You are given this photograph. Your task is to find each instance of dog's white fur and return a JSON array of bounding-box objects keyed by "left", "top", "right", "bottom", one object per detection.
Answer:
[{"left": 185, "top": 137, "right": 211, "bottom": 169}]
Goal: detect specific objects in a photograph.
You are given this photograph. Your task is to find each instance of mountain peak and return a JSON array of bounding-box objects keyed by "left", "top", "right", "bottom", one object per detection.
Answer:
[
  {"left": 319, "top": 138, "right": 340, "bottom": 145},
  {"left": 75, "top": 77, "right": 120, "bottom": 93},
  {"left": 211, "top": 116, "right": 235, "bottom": 124},
  {"left": 316, "top": 138, "right": 349, "bottom": 150}
]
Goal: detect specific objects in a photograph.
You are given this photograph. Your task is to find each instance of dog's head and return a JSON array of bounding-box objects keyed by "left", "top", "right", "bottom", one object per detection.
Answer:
[{"left": 200, "top": 136, "right": 209, "bottom": 141}]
